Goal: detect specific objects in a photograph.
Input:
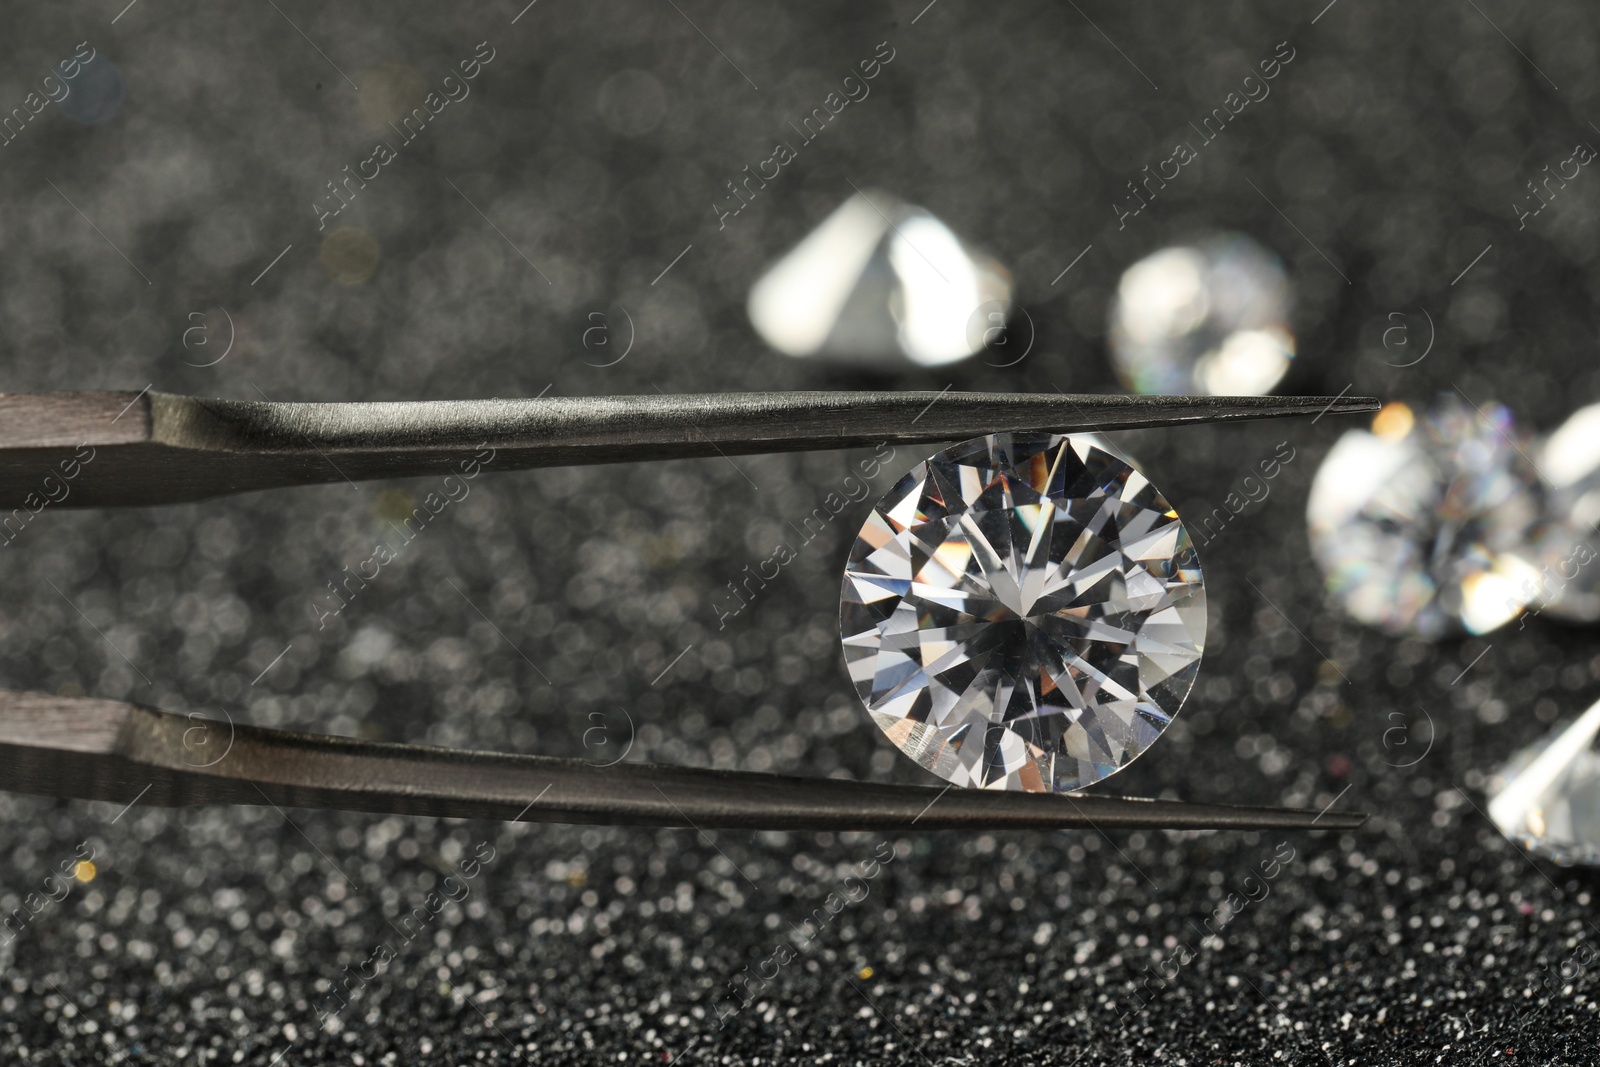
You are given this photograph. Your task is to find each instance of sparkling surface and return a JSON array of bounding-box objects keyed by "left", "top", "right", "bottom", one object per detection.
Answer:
[
  {"left": 1108, "top": 233, "right": 1295, "bottom": 396},
  {"left": 747, "top": 191, "right": 1012, "bottom": 369},
  {"left": 1306, "top": 399, "right": 1544, "bottom": 639},
  {"left": 840, "top": 433, "right": 1206, "bottom": 792},
  {"left": 1489, "top": 695, "right": 1600, "bottom": 866}
]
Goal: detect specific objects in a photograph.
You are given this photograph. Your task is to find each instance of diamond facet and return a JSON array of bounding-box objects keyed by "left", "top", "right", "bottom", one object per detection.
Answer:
[
  {"left": 1306, "top": 398, "right": 1544, "bottom": 639},
  {"left": 1108, "top": 234, "right": 1295, "bottom": 396},
  {"left": 748, "top": 191, "right": 1012, "bottom": 369},
  {"left": 839, "top": 433, "right": 1206, "bottom": 792},
  {"left": 1488, "top": 696, "right": 1600, "bottom": 867}
]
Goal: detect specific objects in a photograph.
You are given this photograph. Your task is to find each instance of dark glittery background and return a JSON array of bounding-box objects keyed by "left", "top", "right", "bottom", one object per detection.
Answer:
[{"left": 3, "top": 0, "right": 1600, "bottom": 1063}]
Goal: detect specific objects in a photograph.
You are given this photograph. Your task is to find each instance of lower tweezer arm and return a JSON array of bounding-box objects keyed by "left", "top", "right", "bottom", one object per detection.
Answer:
[{"left": 0, "top": 690, "right": 1366, "bottom": 832}]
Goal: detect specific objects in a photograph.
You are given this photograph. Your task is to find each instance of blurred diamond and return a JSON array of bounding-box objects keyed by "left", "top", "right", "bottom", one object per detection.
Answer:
[
  {"left": 748, "top": 191, "right": 1012, "bottom": 369},
  {"left": 1108, "top": 234, "right": 1294, "bottom": 395},
  {"left": 839, "top": 433, "right": 1205, "bottom": 792},
  {"left": 1525, "top": 402, "right": 1600, "bottom": 621},
  {"left": 1488, "top": 696, "right": 1600, "bottom": 866},
  {"left": 1306, "top": 398, "right": 1543, "bottom": 639}
]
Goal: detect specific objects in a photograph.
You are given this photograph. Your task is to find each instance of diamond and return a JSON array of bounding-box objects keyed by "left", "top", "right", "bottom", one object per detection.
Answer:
[
  {"left": 1526, "top": 402, "right": 1600, "bottom": 621},
  {"left": 1306, "top": 398, "right": 1544, "bottom": 639},
  {"left": 747, "top": 191, "right": 1012, "bottom": 369},
  {"left": 1488, "top": 696, "right": 1600, "bottom": 867},
  {"left": 1108, "top": 234, "right": 1295, "bottom": 396},
  {"left": 839, "top": 433, "right": 1206, "bottom": 792}
]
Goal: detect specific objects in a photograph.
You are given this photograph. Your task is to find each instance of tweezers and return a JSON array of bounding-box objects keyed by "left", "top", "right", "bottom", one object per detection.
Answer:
[{"left": 0, "top": 388, "right": 1377, "bottom": 832}]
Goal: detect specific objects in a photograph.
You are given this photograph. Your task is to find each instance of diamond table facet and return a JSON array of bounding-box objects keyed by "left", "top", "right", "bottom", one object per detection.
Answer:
[{"left": 839, "top": 433, "right": 1206, "bottom": 793}]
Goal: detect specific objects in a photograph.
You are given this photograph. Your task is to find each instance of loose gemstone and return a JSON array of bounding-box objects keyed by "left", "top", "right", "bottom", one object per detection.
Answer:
[
  {"left": 1108, "top": 233, "right": 1295, "bottom": 396},
  {"left": 1306, "top": 398, "right": 1544, "bottom": 639},
  {"left": 839, "top": 433, "right": 1206, "bottom": 792},
  {"left": 1526, "top": 402, "right": 1600, "bottom": 621},
  {"left": 747, "top": 191, "right": 1012, "bottom": 369},
  {"left": 1488, "top": 695, "right": 1600, "bottom": 867}
]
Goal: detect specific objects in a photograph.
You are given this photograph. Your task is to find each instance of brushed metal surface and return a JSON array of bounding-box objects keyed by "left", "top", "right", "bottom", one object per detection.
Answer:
[
  {"left": 0, "top": 389, "right": 1379, "bottom": 507},
  {"left": 0, "top": 689, "right": 1367, "bottom": 832}
]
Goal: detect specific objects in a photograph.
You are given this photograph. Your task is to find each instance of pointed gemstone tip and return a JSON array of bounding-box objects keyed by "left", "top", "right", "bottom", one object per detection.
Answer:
[
  {"left": 1487, "top": 696, "right": 1600, "bottom": 866},
  {"left": 749, "top": 191, "right": 1011, "bottom": 369}
]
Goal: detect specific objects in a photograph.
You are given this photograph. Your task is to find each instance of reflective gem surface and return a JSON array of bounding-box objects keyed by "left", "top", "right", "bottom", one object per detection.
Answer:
[
  {"left": 1527, "top": 402, "right": 1600, "bottom": 621},
  {"left": 1306, "top": 399, "right": 1543, "bottom": 639},
  {"left": 839, "top": 433, "right": 1206, "bottom": 792},
  {"left": 1488, "top": 696, "right": 1600, "bottom": 867},
  {"left": 1108, "top": 233, "right": 1295, "bottom": 396},
  {"left": 748, "top": 191, "right": 1012, "bottom": 369}
]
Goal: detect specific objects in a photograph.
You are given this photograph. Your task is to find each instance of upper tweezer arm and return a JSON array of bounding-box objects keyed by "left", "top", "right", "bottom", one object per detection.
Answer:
[
  {"left": 0, "top": 390, "right": 1378, "bottom": 508},
  {"left": 0, "top": 690, "right": 1367, "bottom": 832}
]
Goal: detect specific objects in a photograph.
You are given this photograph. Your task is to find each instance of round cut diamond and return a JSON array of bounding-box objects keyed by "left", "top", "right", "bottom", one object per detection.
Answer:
[
  {"left": 839, "top": 433, "right": 1206, "bottom": 792},
  {"left": 1306, "top": 399, "right": 1543, "bottom": 638}
]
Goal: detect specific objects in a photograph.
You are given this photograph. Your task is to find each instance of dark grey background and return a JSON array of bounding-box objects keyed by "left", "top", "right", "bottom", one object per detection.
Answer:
[{"left": 3, "top": 0, "right": 1600, "bottom": 1062}]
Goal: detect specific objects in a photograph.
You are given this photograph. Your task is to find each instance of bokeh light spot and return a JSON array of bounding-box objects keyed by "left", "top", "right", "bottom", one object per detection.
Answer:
[{"left": 319, "top": 227, "right": 380, "bottom": 286}]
